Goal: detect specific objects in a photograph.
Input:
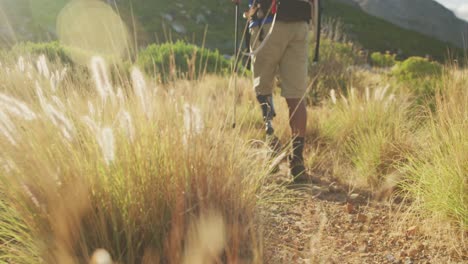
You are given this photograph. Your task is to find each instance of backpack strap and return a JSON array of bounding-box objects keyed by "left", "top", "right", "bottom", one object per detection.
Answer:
[{"left": 242, "top": 11, "right": 278, "bottom": 57}]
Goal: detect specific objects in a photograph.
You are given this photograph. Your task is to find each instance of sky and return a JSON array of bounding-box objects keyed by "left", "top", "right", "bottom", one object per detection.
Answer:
[{"left": 435, "top": 0, "right": 468, "bottom": 21}]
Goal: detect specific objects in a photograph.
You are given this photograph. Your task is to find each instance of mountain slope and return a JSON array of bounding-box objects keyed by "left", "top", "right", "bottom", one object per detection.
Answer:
[
  {"left": 323, "top": 0, "right": 463, "bottom": 61},
  {"left": 0, "top": 0, "right": 464, "bottom": 61},
  {"left": 113, "top": 0, "right": 465, "bottom": 61},
  {"left": 337, "top": 0, "right": 468, "bottom": 48}
]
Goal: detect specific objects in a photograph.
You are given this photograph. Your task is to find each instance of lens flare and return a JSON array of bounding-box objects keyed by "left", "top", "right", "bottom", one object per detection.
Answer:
[{"left": 56, "top": 0, "right": 130, "bottom": 65}]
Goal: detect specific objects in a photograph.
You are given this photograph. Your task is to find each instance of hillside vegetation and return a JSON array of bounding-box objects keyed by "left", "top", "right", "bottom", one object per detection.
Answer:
[
  {"left": 0, "top": 0, "right": 464, "bottom": 61},
  {"left": 0, "top": 0, "right": 466, "bottom": 263},
  {"left": 114, "top": 0, "right": 466, "bottom": 61},
  {"left": 0, "top": 34, "right": 466, "bottom": 262}
]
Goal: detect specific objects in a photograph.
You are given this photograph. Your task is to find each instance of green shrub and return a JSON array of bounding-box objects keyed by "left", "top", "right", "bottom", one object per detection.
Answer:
[
  {"left": 392, "top": 56, "right": 442, "bottom": 81},
  {"left": 11, "top": 42, "right": 131, "bottom": 68},
  {"left": 11, "top": 41, "right": 74, "bottom": 65},
  {"left": 313, "top": 39, "right": 364, "bottom": 68},
  {"left": 370, "top": 52, "right": 396, "bottom": 67},
  {"left": 137, "top": 41, "right": 231, "bottom": 81},
  {"left": 308, "top": 38, "right": 365, "bottom": 104},
  {"left": 392, "top": 57, "right": 443, "bottom": 110}
]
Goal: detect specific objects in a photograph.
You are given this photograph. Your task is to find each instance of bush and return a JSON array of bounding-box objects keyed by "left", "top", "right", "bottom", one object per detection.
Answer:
[
  {"left": 11, "top": 41, "right": 74, "bottom": 65},
  {"left": 137, "top": 41, "right": 231, "bottom": 81},
  {"left": 11, "top": 42, "right": 131, "bottom": 68},
  {"left": 392, "top": 57, "right": 444, "bottom": 110},
  {"left": 392, "top": 56, "right": 442, "bottom": 81},
  {"left": 308, "top": 38, "right": 365, "bottom": 104},
  {"left": 370, "top": 52, "right": 396, "bottom": 67}
]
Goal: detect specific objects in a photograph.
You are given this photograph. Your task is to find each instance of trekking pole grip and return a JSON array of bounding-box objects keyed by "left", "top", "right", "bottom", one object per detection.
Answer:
[{"left": 232, "top": 0, "right": 240, "bottom": 129}]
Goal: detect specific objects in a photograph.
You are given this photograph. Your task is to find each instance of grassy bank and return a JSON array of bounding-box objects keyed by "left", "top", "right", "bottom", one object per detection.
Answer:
[{"left": 0, "top": 55, "right": 282, "bottom": 263}]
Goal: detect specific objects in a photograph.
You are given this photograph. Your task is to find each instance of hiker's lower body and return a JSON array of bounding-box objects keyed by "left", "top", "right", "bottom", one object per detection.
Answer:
[{"left": 250, "top": 21, "right": 309, "bottom": 181}]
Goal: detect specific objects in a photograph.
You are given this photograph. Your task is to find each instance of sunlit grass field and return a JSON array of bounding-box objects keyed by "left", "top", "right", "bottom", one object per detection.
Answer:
[
  {"left": 0, "top": 54, "right": 286, "bottom": 263},
  {"left": 0, "top": 47, "right": 466, "bottom": 262},
  {"left": 0, "top": 1, "right": 466, "bottom": 261}
]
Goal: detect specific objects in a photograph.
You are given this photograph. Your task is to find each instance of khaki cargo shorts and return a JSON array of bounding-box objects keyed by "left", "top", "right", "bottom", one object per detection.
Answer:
[{"left": 250, "top": 21, "right": 309, "bottom": 99}]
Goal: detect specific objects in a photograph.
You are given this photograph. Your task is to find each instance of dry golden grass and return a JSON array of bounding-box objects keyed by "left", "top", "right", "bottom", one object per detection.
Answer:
[
  {"left": 0, "top": 55, "right": 285, "bottom": 263},
  {"left": 0, "top": 52, "right": 466, "bottom": 263}
]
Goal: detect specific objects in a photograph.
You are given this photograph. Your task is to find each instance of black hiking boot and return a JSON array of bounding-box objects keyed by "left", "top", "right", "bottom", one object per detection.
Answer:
[{"left": 290, "top": 157, "right": 308, "bottom": 183}]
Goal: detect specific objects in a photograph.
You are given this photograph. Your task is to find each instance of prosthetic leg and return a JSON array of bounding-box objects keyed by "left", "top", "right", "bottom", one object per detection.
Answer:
[
  {"left": 257, "top": 94, "right": 276, "bottom": 136},
  {"left": 257, "top": 94, "right": 282, "bottom": 160}
]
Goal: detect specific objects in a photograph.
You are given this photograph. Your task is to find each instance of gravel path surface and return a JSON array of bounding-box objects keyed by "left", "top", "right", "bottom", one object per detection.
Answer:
[{"left": 262, "top": 164, "right": 467, "bottom": 264}]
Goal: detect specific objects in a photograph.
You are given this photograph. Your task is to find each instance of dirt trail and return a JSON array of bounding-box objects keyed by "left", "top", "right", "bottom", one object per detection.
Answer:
[{"left": 262, "top": 164, "right": 467, "bottom": 264}]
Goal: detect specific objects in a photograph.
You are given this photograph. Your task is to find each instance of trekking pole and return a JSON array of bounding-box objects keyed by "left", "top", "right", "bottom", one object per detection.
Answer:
[
  {"left": 232, "top": 0, "right": 240, "bottom": 129},
  {"left": 313, "top": 0, "right": 323, "bottom": 63}
]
